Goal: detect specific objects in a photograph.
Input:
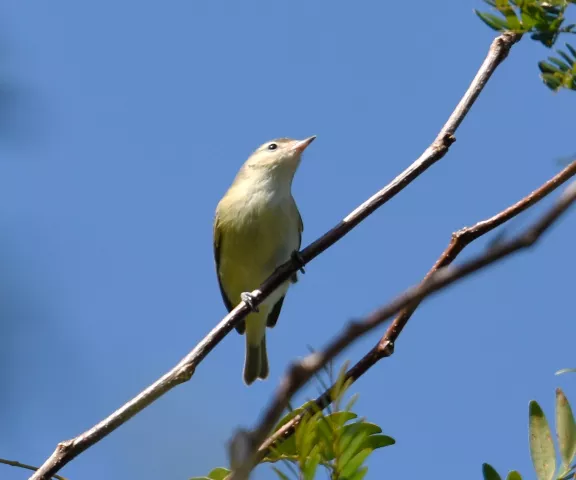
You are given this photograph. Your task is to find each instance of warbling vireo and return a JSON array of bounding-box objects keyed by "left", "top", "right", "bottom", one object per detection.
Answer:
[{"left": 213, "top": 136, "right": 316, "bottom": 385}]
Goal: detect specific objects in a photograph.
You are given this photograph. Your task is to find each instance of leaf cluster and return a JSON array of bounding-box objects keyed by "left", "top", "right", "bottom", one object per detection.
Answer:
[
  {"left": 263, "top": 365, "right": 394, "bottom": 480},
  {"left": 538, "top": 43, "right": 576, "bottom": 90},
  {"left": 475, "top": 0, "right": 574, "bottom": 44},
  {"left": 483, "top": 377, "right": 576, "bottom": 479},
  {"left": 475, "top": 0, "right": 576, "bottom": 91},
  {"left": 191, "top": 364, "right": 394, "bottom": 480}
]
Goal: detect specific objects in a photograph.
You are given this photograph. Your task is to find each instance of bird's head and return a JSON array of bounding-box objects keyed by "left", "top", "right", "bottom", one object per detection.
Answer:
[{"left": 243, "top": 136, "right": 316, "bottom": 179}]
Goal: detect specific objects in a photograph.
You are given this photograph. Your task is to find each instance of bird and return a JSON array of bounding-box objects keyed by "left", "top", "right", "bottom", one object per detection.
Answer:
[{"left": 213, "top": 136, "right": 316, "bottom": 385}]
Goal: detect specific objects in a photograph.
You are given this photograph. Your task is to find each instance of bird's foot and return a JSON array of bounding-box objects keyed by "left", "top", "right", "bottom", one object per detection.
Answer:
[
  {"left": 241, "top": 292, "right": 259, "bottom": 313},
  {"left": 291, "top": 250, "right": 306, "bottom": 274}
]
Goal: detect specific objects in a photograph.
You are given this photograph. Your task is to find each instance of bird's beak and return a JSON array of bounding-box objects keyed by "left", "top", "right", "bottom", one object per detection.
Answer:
[{"left": 291, "top": 135, "right": 317, "bottom": 153}]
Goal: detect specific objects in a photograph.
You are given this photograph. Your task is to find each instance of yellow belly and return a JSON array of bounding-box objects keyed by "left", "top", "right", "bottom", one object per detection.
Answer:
[{"left": 218, "top": 206, "right": 299, "bottom": 307}]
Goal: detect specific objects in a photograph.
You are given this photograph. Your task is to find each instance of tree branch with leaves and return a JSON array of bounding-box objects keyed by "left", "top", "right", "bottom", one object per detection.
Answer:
[
  {"left": 227, "top": 177, "right": 576, "bottom": 479},
  {"left": 2, "top": 2, "right": 573, "bottom": 480}
]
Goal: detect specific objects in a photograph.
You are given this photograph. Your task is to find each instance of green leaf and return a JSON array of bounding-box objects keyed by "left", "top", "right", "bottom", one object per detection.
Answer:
[
  {"left": 271, "top": 467, "right": 290, "bottom": 480},
  {"left": 274, "top": 400, "right": 318, "bottom": 431},
  {"left": 557, "top": 388, "right": 576, "bottom": 469},
  {"left": 339, "top": 431, "right": 369, "bottom": 469},
  {"left": 506, "top": 472, "right": 522, "bottom": 480},
  {"left": 340, "top": 448, "right": 372, "bottom": 478},
  {"left": 348, "top": 467, "right": 368, "bottom": 480},
  {"left": 556, "top": 368, "right": 576, "bottom": 376},
  {"left": 532, "top": 29, "right": 560, "bottom": 48},
  {"left": 316, "top": 416, "right": 335, "bottom": 459},
  {"left": 566, "top": 44, "right": 576, "bottom": 60},
  {"left": 482, "top": 463, "right": 503, "bottom": 480},
  {"left": 525, "top": 7, "right": 547, "bottom": 32},
  {"left": 337, "top": 421, "right": 393, "bottom": 458},
  {"left": 302, "top": 448, "right": 321, "bottom": 480},
  {"left": 363, "top": 434, "right": 396, "bottom": 450},
  {"left": 549, "top": 15, "right": 565, "bottom": 34},
  {"left": 297, "top": 411, "right": 321, "bottom": 462},
  {"left": 345, "top": 393, "right": 359, "bottom": 412},
  {"left": 548, "top": 57, "right": 571, "bottom": 71},
  {"left": 207, "top": 468, "right": 231, "bottom": 480},
  {"left": 337, "top": 421, "right": 363, "bottom": 460},
  {"left": 539, "top": 60, "right": 562, "bottom": 74},
  {"left": 189, "top": 469, "right": 232, "bottom": 480},
  {"left": 331, "top": 362, "right": 353, "bottom": 409},
  {"left": 529, "top": 400, "right": 556, "bottom": 480},
  {"left": 496, "top": 0, "right": 523, "bottom": 30},
  {"left": 299, "top": 421, "right": 315, "bottom": 460},
  {"left": 294, "top": 413, "right": 309, "bottom": 455},
  {"left": 495, "top": 0, "right": 507, "bottom": 10},
  {"left": 521, "top": 9, "right": 538, "bottom": 29},
  {"left": 342, "top": 422, "right": 382, "bottom": 438},
  {"left": 558, "top": 51, "right": 575, "bottom": 66},
  {"left": 326, "top": 411, "right": 357, "bottom": 428},
  {"left": 541, "top": 72, "right": 564, "bottom": 91},
  {"left": 269, "top": 435, "right": 297, "bottom": 458},
  {"left": 475, "top": 10, "right": 510, "bottom": 30}
]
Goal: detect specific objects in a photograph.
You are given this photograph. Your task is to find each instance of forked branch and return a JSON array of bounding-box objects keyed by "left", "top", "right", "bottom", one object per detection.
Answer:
[
  {"left": 257, "top": 158, "right": 576, "bottom": 459},
  {"left": 231, "top": 178, "right": 576, "bottom": 479}
]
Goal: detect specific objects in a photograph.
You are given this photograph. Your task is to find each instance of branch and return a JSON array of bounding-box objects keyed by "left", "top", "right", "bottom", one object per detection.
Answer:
[
  {"left": 0, "top": 457, "right": 67, "bottom": 480},
  {"left": 29, "top": 32, "right": 520, "bottom": 480},
  {"left": 257, "top": 158, "right": 576, "bottom": 458},
  {"left": 231, "top": 179, "right": 576, "bottom": 479}
]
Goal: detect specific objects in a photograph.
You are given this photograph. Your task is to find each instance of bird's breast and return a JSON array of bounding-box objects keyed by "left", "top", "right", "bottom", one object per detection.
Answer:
[{"left": 217, "top": 191, "right": 300, "bottom": 299}]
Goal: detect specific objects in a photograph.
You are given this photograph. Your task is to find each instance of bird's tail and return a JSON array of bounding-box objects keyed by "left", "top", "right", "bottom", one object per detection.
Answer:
[{"left": 244, "top": 335, "right": 269, "bottom": 385}]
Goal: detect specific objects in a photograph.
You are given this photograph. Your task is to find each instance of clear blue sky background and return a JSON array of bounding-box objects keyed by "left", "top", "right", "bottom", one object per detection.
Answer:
[{"left": 1, "top": 2, "right": 575, "bottom": 479}]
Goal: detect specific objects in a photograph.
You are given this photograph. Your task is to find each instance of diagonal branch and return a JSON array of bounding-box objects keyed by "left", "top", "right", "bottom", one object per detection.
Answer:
[
  {"left": 29, "top": 32, "right": 520, "bottom": 480},
  {"left": 231, "top": 179, "right": 576, "bottom": 479},
  {"left": 257, "top": 158, "right": 576, "bottom": 458}
]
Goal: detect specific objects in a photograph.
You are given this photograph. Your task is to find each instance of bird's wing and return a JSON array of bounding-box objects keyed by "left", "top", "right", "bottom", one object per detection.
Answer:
[
  {"left": 269, "top": 202, "right": 301, "bottom": 327},
  {"left": 213, "top": 213, "right": 246, "bottom": 334},
  {"left": 297, "top": 207, "right": 304, "bottom": 246},
  {"left": 266, "top": 295, "right": 285, "bottom": 328},
  {"left": 290, "top": 203, "right": 304, "bottom": 284}
]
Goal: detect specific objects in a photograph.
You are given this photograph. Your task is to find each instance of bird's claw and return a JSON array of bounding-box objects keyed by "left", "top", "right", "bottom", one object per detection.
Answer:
[
  {"left": 291, "top": 250, "right": 306, "bottom": 274},
  {"left": 241, "top": 292, "right": 259, "bottom": 313}
]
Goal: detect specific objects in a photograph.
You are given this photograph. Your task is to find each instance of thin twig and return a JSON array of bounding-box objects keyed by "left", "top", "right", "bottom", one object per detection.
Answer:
[
  {"left": 257, "top": 158, "right": 576, "bottom": 458},
  {"left": 0, "top": 457, "right": 67, "bottom": 480},
  {"left": 29, "top": 32, "right": 520, "bottom": 480},
  {"left": 231, "top": 180, "right": 576, "bottom": 479}
]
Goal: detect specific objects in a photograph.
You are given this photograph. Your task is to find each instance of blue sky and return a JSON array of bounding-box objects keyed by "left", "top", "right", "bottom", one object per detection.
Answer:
[{"left": 1, "top": 2, "right": 575, "bottom": 479}]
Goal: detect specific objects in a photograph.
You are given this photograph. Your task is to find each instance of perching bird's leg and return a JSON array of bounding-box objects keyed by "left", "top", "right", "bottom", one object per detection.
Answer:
[
  {"left": 291, "top": 250, "right": 306, "bottom": 274},
  {"left": 241, "top": 292, "right": 259, "bottom": 313}
]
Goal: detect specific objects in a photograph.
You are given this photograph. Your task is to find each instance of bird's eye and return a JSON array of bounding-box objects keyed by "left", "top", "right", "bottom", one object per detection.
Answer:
[{"left": 267, "top": 143, "right": 278, "bottom": 151}]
